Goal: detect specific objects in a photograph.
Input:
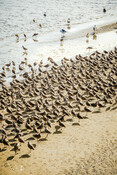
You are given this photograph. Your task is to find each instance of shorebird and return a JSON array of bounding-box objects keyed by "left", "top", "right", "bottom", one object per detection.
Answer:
[
  {"left": 22, "top": 46, "right": 28, "bottom": 50},
  {"left": 86, "top": 33, "right": 89, "bottom": 38},
  {"left": 2, "top": 135, "right": 9, "bottom": 148},
  {"left": 44, "top": 12, "right": 46, "bottom": 16},
  {"left": 33, "top": 125, "right": 38, "bottom": 133},
  {"left": 93, "top": 25, "right": 97, "bottom": 34},
  {"left": 5, "top": 119, "right": 12, "bottom": 125},
  {"left": 67, "top": 18, "right": 70, "bottom": 23},
  {"left": 0, "top": 114, "right": 4, "bottom": 121},
  {"left": 84, "top": 106, "right": 91, "bottom": 112},
  {"left": 103, "top": 8, "right": 106, "bottom": 13},
  {"left": 93, "top": 34, "right": 97, "bottom": 40},
  {"left": 6, "top": 63, "right": 11, "bottom": 67},
  {"left": 37, "top": 123, "right": 43, "bottom": 132},
  {"left": 33, "top": 39, "right": 38, "bottom": 42},
  {"left": 28, "top": 142, "right": 35, "bottom": 152},
  {"left": 87, "top": 46, "right": 93, "bottom": 52},
  {"left": 14, "top": 143, "right": 19, "bottom": 154},
  {"left": 15, "top": 34, "right": 19, "bottom": 39},
  {"left": 25, "top": 122, "right": 32, "bottom": 130},
  {"left": 44, "top": 126, "right": 51, "bottom": 138},
  {"left": 59, "top": 120, "right": 65, "bottom": 128},
  {"left": 0, "top": 128, "right": 7, "bottom": 135},
  {"left": 76, "top": 113, "right": 84, "bottom": 120},
  {"left": 18, "top": 135, "right": 24, "bottom": 145},
  {"left": 24, "top": 34, "right": 27, "bottom": 38},
  {"left": 33, "top": 133, "right": 41, "bottom": 140},
  {"left": 32, "top": 33, "right": 38, "bottom": 37}
]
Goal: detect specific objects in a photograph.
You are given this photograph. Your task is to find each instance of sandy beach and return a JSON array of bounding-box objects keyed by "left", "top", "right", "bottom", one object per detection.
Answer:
[
  {"left": 0, "top": 23, "right": 117, "bottom": 175},
  {"left": 0, "top": 110, "right": 117, "bottom": 175}
]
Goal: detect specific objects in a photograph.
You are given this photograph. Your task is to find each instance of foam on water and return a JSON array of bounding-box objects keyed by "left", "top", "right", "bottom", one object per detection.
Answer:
[{"left": 0, "top": 0, "right": 117, "bottom": 70}]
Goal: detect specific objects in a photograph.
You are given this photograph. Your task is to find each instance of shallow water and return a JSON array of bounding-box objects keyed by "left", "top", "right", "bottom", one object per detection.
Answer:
[{"left": 0, "top": 0, "right": 117, "bottom": 69}]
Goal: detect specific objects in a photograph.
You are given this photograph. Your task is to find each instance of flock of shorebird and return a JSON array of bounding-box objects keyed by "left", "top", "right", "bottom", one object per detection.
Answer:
[
  {"left": 15, "top": 13, "right": 47, "bottom": 43},
  {"left": 0, "top": 46, "right": 117, "bottom": 155}
]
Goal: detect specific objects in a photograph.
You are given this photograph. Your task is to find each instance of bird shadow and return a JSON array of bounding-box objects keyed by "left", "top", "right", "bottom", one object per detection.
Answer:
[
  {"left": 19, "top": 154, "right": 30, "bottom": 159},
  {"left": 26, "top": 137, "right": 35, "bottom": 141},
  {"left": 10, "top": 143, "right": 16, "bottom": 147},
  {"left": 55, "top": 125, "right": 61, "bottom": 130},
  {"left": 72, "top": 122, "right": 80, "bottom": 126},
  {"left": 66, "top": 118, "right": 73, "bottom": 122},
  {"left": 110, "top": 106, "right": 117, "bottom": 111},
  {"left": 10, "top": 147, "right": 20, "bottom": 152},
  {"left": 38, "top": 138, "right": 47, "bottom": 142},
  {"left": 6, "top": 156, "right": 14, "bottom": 161},
  {"left": 92, "top": 110, "right": 101, "bottom": 113},
  {"left": 0, "top": 148, "right": 7, "bottom": 152},
  {"left": 53, "top": 131, "right": 62, "bottom": 134},
  {"left": 7, "top": 133, "right": 15, "bottom": 137},
  {"left": 5, "top": 125, "right": 13, "bottom": 129},
  {"left": 33, "top": 144, "right": 36, "bottom": 148},
  {"left": 21, "top": 129, "right": 27, "bottom": 132},
  {"left": 50, "top": 119, "right": 55, "bottom": 123},
  {"left": 9, "top": 139, "right": 16, "bottom": 143},
  {"left": 83, "top": 117, "right": 88, "bottom": 119},
  {"left": 105, "top": 107, "right": 111, "bottom": 111},
  {"left": 23, "top": 132, "right": 29, "bottom": 136}
]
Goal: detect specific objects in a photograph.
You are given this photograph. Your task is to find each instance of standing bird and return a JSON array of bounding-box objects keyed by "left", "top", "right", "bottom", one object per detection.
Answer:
[
  {"left": 93, "top": 25, "right": 97, "bottom": 35},
  {"left": 39, "top": 24, "right": 42, "bottom": 27},
  {"left": 33, "top": 133, "right": 41, "bottom": 141},
  {"left": 15, "top": 34, "right": 19, "bottom": 39},
  {"left": 24, "top": 34, "right": 27, "bottom": 41},
  {"left": 22, "top": 46, "right": 28, "bottom": 50},
  {"left": 0, "top": 114, "right": 4, "bottom": 121},
  {"left": 18, "top": 135, "right": 25, "bottom": 145},
  {"left": 103, "top": 8, "right": 106, "bottom": 13},
  {"left": 2, "top": 135, "right": 9, "bottom": 148},
  {"left": 44, "top": 12, "right": 46, "bottom": 16},
  {"left": 59, "top": 120, "right": 65, "bottom": 128},
  {"left": 33, "top": 19, "right": 36, "bottom": 22},
  {"left": 24, "top": 34, "right": 27, "bottom": 38},
  {"left": 44, "top": 126, "right": 51, "bottom": 138},
  {"left": 67, "top": 18, "right": 70, "bottom": 24},
  {"left": 28, "top": 142, "right": 35, "bottom": 152},
  {"left": 86, "top": 33, "right": 89, "bottom": 38},
  {"left": 14, "top": 143, "right": 19, "bottom": 154}
]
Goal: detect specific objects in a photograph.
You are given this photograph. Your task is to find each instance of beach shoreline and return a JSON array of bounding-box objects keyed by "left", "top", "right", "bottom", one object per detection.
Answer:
[{"left": 0, "top": 22, "right": 117, "bottom": 175}]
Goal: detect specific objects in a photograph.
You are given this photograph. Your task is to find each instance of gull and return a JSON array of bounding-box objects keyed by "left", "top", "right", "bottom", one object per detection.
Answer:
[{"left": 60, "top": 29, "right": 67, "bottom": 35}]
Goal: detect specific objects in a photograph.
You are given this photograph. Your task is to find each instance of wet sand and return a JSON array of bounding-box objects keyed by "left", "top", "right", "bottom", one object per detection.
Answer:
[
  {"left": 0, "top": 110, "right": 117, "bottom": 175},
  {"left": 97, "top": 22, "right": 117, "bottom": 34},
  {"left": 0, "top": 23, "right": 117, "bottom": 175}
]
